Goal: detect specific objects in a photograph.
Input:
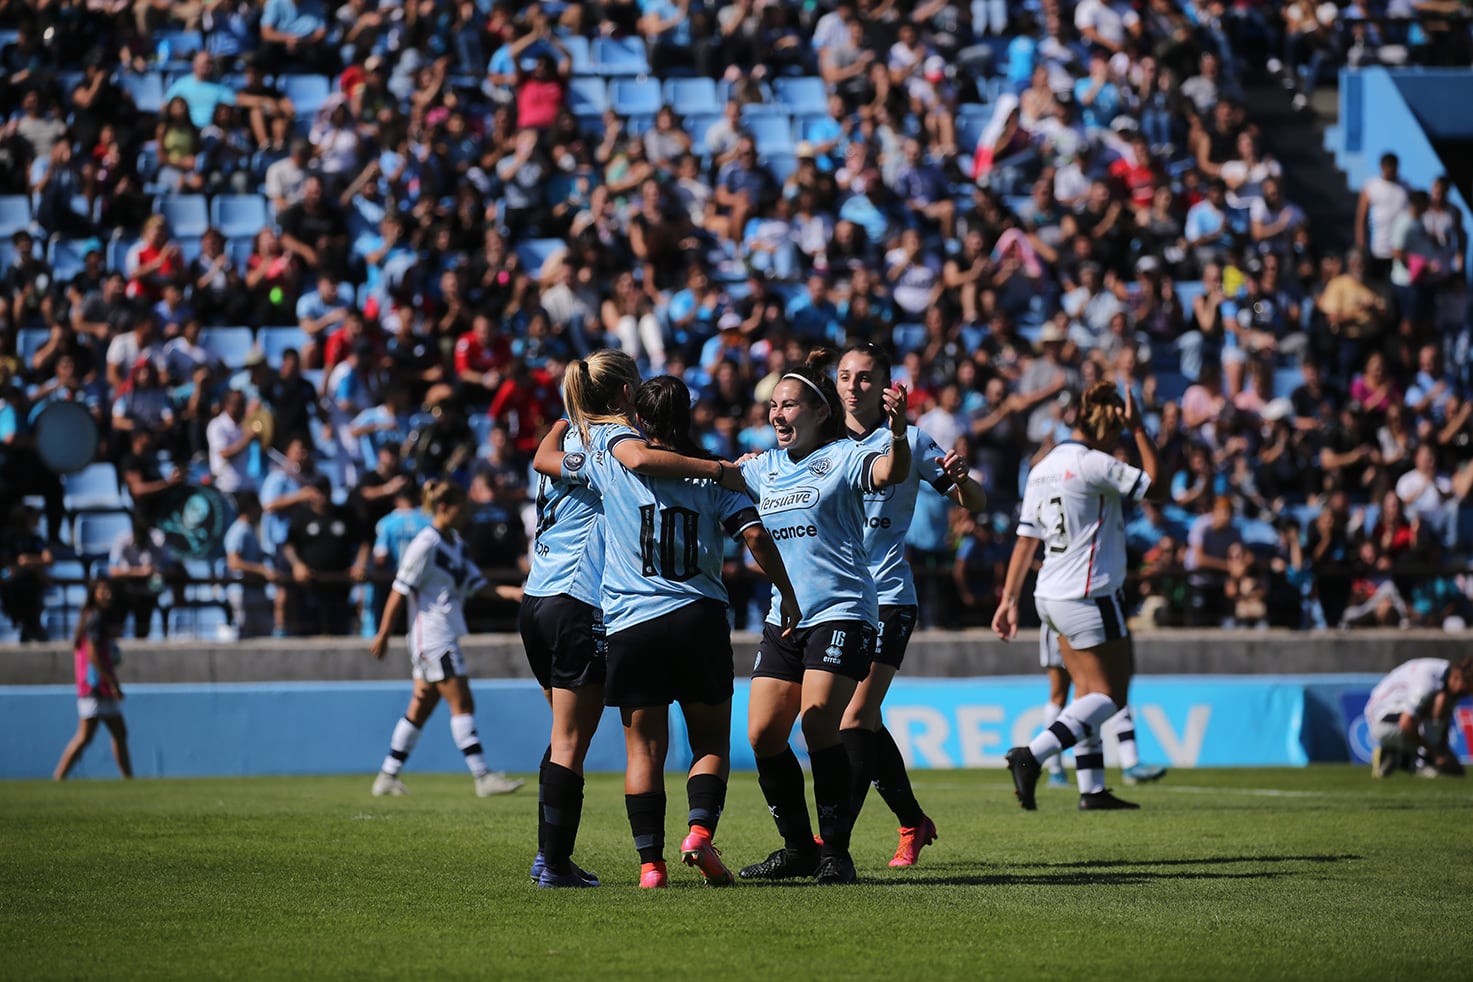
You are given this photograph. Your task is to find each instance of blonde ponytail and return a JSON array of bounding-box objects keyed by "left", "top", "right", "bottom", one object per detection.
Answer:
[{"left": 563, "top": 349, "right": 641, "bottom": 447}]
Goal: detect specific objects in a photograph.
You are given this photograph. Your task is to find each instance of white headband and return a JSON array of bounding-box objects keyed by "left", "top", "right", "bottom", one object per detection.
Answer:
[{"left": 781, "top": 372, "right": 827, "bottom": 403}]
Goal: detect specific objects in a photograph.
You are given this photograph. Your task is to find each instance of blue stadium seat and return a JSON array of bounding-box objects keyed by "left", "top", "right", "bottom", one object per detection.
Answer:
[
  {"left": 281, "top": 74, "right": 331, "bottom": 118},
  {"left": 119, "top": 71, "right": 165, "bottom": 114},
  {"left": 168, "top": 604, "right": 231, "bottom": 641},
  {"left": 957, "top": 104, "right": 991, "bottom": 151},
  {"left": 17, "top": 327, "right": 49, "bottom": 364},
  {"left": 893, "top": 323, "right": 926, "bottom": 355},
  {"left": 591, "top": 36, "right": 650, "bottom": 76},
  {"left": 210, "top": 194, "right": 269, "bottom": 239},
  {"left": 745, "top": 114, "right": 795, "bottom": 156},
  {"left": 227, "top": 235, "right": 255, "bottom": 270},
  {"left": 1173, "top": 279, "right": 1205, "bottom": 310},
  {"left": 200, "top": 327, "right": 256, "bottom": 369},
  {"left": 794, "top": 114, "right": 832, "bottom": 143},
  {"left": 0, "top": 195, "right": 29, "bottom": 236},
  {"left": 664, "top": 77, "right": 720, "bottom": 117},
  {"left": 1154, "top": 370, "right": 1190, "bottom": 403},
  {"left": 622, "top": 113, "right": 655, "bottom": 136},
  {"left": 561, "top": 34, "right": 592, "bottom": 75},
  {"left": 611, "top": 77, "right": 663, "bottom": 116},
  {"left": 64, "top": 464, "right": 124, "bottom": 512},
  {"left": 157, "top": 195, "right": 209, "bottom": 237},
  {"left": 772, "top": 77, "right": 827, "bottom": 115},
  {"left": 49, "top": 237, "right": 93, "bottom": 281},
  {"left": 74, "top": 512, "right": 132, "bottom": 559},
  {"left": 110, "top": 235, "right": 139, "bottom": 274},
  {"left": 738, "top": 101, "right": 790, "bottom": 117},
  {"left": 763, "top": 152, "right": 798, "bottom": 185},
  {"left": 154, "top": 28, "right": 205, "bottom": 72},
  {"left": 176, "top": 234, "right": 204, "bottom": 265},
  {"left": 567, "top": 77, "right": 609, "bottom": 117},
  {"left": 683, "top": 113, "right": 722, "bottom": 152},
  {"left": 258, "top": 326, "right": 309, "bottom": 365},
  {"left": 1272, "top": 367, "right": 1303, "bottom": 400},
  {"left": 515, "top": 238, "right": 567, "bottom": 275}
]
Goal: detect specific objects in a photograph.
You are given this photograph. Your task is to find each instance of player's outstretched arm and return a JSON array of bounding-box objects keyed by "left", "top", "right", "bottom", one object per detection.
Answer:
[
  {"left": 611, "top": 439, "right": 727, "bottom": 483},
  {"left": 742, "top": 525, "right": 802, "bottom": 636},
  {"left": 1122, "top": 388, "right": 1167, "bottom": 502},
  {"left": 940, "top": 451, "right": 988, "bottom": 512}
]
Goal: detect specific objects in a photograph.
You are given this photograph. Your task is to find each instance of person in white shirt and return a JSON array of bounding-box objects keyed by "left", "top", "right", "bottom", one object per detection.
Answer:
[
  {"left": 1395, "top": 444, "right": 1456, "bottom": 540},
  {"left": 368, "top": 480, "right": 524, "bottom": 798},
  {"left": 206, "top": 390, "right": 257, "bottom": 494},
  {"left": 1354, "top": 152, "right": 1409, "bottom": 281},
  {"left": 1074, "top": 0, "right": 1138, "bottom": 53},
  {"left": 992, "top": 381, "right": 1164, "bottom": 810},
  {"left": 1364, "top": 656, "right": 1471, "bottom": 777}
]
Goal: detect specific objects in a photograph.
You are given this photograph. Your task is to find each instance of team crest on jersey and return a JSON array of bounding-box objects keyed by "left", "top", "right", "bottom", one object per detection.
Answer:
[
  {"left": 808, "top": 455, "right": 834, "bottom": 477},
  {"left": 565, "top": 452, "right": 586, "bottom": 472}
]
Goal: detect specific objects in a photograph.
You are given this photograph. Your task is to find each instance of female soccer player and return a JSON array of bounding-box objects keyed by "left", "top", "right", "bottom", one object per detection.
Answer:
[
  {"left": 525, "top": 350, "right": 743, "bottom": 888},
  {"left": 834, "top": 342, "right": 987, "bottom": 866},
  {"left": 369, "top": 481, "right": 524, "bottom": 799},
  {"left": 539, "top": 374, "right": 801, "bottom": 888},
  {"left": 993, "top": 381, "right": 1165, "bottom": 811},
  {"left": 735, "top": 351, "right": 911, "bottom": 885},
  {"left": 1036, "top": 638, "right": 1167, "bottom": 790},
  {"left": 54, "top": 579, "right": 133, "bottom": 780}
]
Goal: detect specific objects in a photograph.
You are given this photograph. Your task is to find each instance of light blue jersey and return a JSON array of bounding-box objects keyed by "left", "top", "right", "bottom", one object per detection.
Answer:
[
  {"left": 573, "top": 426, "right": 760, "bottom": 634},
  {"left": 374, "top": 507, "right": 432, "bottom": 569},
  {"left": 849, "top": 424, "right": 954, "bottom": 606},
  {"left": 739, "top": 440, "right": 882, "bottom": 629},
  {"left": 523, "top": 426, "right": 608, "bottom": 608}
]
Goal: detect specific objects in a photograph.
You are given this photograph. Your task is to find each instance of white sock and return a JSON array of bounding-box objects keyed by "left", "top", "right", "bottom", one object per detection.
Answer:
[
  {"left": 450, "top": 713, "right": 489, "bottom": 778},
  {"left": 382, "top": 717, "right": 421, "bottom": 776},
  {"left": 1075, "top": 735, "right": 1105, "bottom": 795},
  {"left": 1042, "top": 703, "right": 1067, "bottom": 777},
  {"left": 1028, "top": 692, "right": 1118, "bottom": 763},
  {"left": 1112, "top": 706, "right": 1140, "bottom": 770}
]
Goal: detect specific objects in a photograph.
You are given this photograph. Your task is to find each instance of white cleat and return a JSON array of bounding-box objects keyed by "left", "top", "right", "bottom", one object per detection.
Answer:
[
  {"left": 475, "top": 772, "right": 526, "bottom": 797},
  {"left": 372, "top": 772, "right": 408, "bottom": 796}
]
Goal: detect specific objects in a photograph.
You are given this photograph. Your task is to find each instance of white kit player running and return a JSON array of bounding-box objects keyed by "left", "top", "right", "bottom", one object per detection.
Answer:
[
  {"left": 1364, "top": 657, "right": 1471, "bottom": 778},
  {"left": 368, "top": 481, "right": 524, "bottom": 798},
  {"left": 993, "top": 381, "right": 1164, "bottom": 811}
]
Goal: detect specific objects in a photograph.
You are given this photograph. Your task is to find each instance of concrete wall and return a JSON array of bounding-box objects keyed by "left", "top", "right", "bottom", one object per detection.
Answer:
[{"left": 3, "top": 629, "right": 1464, "bottom": 686}]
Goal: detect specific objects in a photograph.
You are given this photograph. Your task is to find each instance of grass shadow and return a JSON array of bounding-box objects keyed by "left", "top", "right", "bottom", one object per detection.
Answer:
[
  {"left": 1013, "top": 853, "right": 1363, "bottom": 871},
  {"left": 745, "top": 869, "right": 1297, "bottom": 888}
]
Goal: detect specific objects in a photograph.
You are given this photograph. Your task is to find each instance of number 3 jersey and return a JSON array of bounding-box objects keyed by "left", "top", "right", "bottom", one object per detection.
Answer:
[
  {"left": 739, "top": 440, "right": 882, "bottom": 630},
  {"left": 850, "top": 423, "right": 955, "bottom": 607},
  {"left": 524, "top": 425, "right": 604, "bottom": 609},
  {"left": 392, "top": 525, "right": 487, "bottom": 658},
  {"left": 575, "top": 423, "right": 761, "bottom": 635},
  {"left": 1017, "top": 440, "right": 1150, "bottom": 601}
]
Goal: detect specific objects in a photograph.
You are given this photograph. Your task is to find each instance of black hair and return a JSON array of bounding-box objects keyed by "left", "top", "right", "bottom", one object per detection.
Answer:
[
  {"left": 635, "top": 375, "right": 712, "bottom": 459},
  {"left": 777, "top": 348, "right": 844, "bottom": 443},
  {"left": 839, "top": 341, "right": 893, "bottom": 385}
]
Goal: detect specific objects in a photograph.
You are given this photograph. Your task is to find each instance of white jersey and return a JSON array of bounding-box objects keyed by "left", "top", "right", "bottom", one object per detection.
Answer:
[
  {"left": 391, "top": 525, "right": 486, "bottom": 659},
  {"left": 1018, "top": 440, "right": 1149, "bottom": 600},
  {"left": 1365, "top": 658, "right": 1449, "bottom": 723},
  {"left": 1363, "top": 176, "right": 1409, "bottom": 259}
]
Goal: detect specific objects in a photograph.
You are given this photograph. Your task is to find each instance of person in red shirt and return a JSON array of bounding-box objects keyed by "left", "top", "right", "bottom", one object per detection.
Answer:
[
  {"left": 323, "top": 310, "right": 380, "bottom": 371},
  {"left": 1109, "top": 132, "right": 1160, "bottom": 211},
  {"left": 514, "top": 41, "right": 570, "bottom": 130},
  {"left": 455, "top": 314, "right": 513, "bottom": 405},
  {"left": 127, "top": 215, "right": 186, "bottom": 303},
  {"left": 489, "top": 358, "right": 561, "bottom": 456}
]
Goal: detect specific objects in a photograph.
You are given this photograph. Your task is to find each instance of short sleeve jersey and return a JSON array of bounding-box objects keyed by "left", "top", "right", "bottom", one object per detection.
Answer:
[
  {"left": 579, "top": 432, "right": 761, "bottom": 635},
  {"left": 374, "top": 507, "right": 432, "bottom": 565},
  {"left": 1365, "top": 658, "right": 1449, "bottom": 723},
  {"left": 1017, "top": 440, "right": 1149, "bottom": 600},
  {"left": 391, "top": 525, "right": 486, "bottom": 659},
  {"left": 523, "top": 425, "right": 609, "bottom": 608},
  {"left": 739, "top": 439, "right": 881, "bottom": 629},
  {"left": 850, "top": 424, "right": 954, "bottom": 606}
]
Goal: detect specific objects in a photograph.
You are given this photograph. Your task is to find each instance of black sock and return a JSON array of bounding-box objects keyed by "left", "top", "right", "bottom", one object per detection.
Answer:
[
  {"left": 809, "top": 743, "right": 853, "bottom": 855},
  {"left": 839, "top": 727, "right": 878, "bottom": 824},
  {"left": 686, "top": 773, "right": 727, "bottom": 837},
  {"left": 542, "top": 763, "right": 585, "bottom": 874},
  {"left": 536, "top": 745, "right": 552, "bottom": 852},
  {"left": 624, "top": 791, "right": 666, "bottom": 864},
  {"left": 755, "top": 745, "right": 815, "bottom": 853},
  {"left": 874, "top": 725, "right": 925, "bottom": 828}
]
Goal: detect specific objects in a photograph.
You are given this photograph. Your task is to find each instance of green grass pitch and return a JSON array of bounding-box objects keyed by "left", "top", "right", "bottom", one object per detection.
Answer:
[{"left": 3, "top": 767, "right": 1470, "bottom": 980}]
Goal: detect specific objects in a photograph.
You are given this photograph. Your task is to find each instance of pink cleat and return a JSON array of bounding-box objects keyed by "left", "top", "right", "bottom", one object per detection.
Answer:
[
  {"left": 680, "top": 827, "right": 734, "bottom": 886},
  {"left": 888, "top": 815, "right": 938, "bottom": 868},
  {"left": 639, "top": 861, "right": 668, "bottom": 889}
]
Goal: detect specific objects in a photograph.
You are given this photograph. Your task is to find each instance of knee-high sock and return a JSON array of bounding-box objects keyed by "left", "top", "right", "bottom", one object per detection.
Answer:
[
  {"left": 450, "top": 713, "right": 489, "bottom": 778},
  {"left": 809, "top": 744, "right": 853, "bottom": 855},
  {"left": 1074, "top": 734, "right": 1105, "bottom": 795},
  {"left": 686, "top": 773, "right": 727, "bottom": 836},
  {"left": 536, "top": 745, "right": 552, "bottom": 851},
  {"left": 1042, "top": 703, "right": 1067, "bottom": 777},
  {"left": 873, "top": 725, "right": 925, "bottom": 828},
  {"left": 381, "top": 717, "right": 420, "bottom": 776},
  {"left": 839, "top": 727, "right": 878, "bottom": 822},
  {"left": 755, "top": 746, "right": 814, "bottom": 853},
  {"left": 542, "top": 762, "right": 585, "bottom": 873},
  {"left": 1028, "top": 693, "right": 1118, "bottom": 763},
  {"left": 1112, "top": 706, "right": 1140, "bottom": 770},
  {"left": 625, "top": 791, "right": 666, "bottom": 864}
]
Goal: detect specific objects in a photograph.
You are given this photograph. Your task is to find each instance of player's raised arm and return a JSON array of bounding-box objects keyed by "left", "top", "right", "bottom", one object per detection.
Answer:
[{"left": 866, "top": 384, "right": 913, "bottom": 490}]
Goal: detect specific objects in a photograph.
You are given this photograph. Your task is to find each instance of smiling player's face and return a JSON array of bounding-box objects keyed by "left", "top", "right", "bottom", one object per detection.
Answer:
[{"left": 769, "top": 380, "right": 827, "bottom": 454}]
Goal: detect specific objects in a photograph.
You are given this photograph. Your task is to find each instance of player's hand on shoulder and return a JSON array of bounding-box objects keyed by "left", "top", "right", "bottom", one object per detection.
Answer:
[{"left": 717, "top": 459, "right": 748, "bottom": 491}]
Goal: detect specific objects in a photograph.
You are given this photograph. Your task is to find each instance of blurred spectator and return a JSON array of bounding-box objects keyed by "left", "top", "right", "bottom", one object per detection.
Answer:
[
  {"left": 224, "top": 492, "right": 278, "bottom": 638},
  {"left": 282, "top": 474, "right": 367, "bottom": 636},
  {"left": 0, "top": 504, "right": 51, "bottom": 642},
  {"left": 107, "top": 513, "right": 183, "bottom": 639}
]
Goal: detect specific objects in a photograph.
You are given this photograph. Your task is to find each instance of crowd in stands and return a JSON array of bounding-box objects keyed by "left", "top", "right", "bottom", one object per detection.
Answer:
[{"left": 2, "top": 0, "right": 1472, "bottom": 643}]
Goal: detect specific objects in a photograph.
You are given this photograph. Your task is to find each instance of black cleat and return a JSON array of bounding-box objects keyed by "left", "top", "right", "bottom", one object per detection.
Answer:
[
  {"left": 1078, "top": 789, "right": 1140, "bottom": 811},
  {"left": 815, "top": 852, "right": 857, "bottom": 885},
  {"left": 1005, "top": 746, "right": 1042, "bottom": 811},
  {"left": 738, "top": 847, "right": 820, "bottom": 880}
]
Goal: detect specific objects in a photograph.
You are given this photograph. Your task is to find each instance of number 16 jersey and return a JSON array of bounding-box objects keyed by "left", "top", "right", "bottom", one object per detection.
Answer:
[{"left": 1017, "top": 440, "right": 1150, "bottom": 601}]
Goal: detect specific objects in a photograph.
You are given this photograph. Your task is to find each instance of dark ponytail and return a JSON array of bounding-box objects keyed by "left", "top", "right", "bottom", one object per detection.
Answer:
[{"left": 634, "top": 375, "right": 712, "bottom": 459}]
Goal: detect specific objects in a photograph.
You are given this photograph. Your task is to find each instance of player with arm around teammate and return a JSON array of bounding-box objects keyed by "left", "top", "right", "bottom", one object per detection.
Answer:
[
  {"left": 833, "top": 342, "right": 987, "bottom": 866},
  {"left": 1365, "top": 656, "right": 1472, "bottom": 778},
  {"left": 735, "top": 350, "right": 912, "bottom": 885},
  {"left": 524, "top": 350, "right": 746, "bottom": 888},
  {"left": 993, "top": 381, "right": 1165, "bottom": 811},
  {"left": 368, "top": 480, "right": 525, "bottom": 799}
]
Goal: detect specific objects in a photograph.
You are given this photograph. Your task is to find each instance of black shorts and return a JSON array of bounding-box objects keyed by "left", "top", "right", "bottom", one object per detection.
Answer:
[
  {"left": 519, "top": 594, "right": 606, "bottom": 691},
  {"left": 604, "top": 598, "right": 733, "bottom": 709},
  {"left": 752, "top": 619, "right": 876, "bottom": 683},
  {"left": 873, "top": 605, "right": 919, "bottom": 670}
]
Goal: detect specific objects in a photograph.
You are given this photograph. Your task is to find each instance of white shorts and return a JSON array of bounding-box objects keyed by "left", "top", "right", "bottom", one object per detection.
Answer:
[
  {"left": 1039, "top": 619, "right": 1064, "bottom": 669},
  {"left": 412, "top": 644, "right": 468, "bottom": 684},
  {"left": 1370, "top": 713, "right": 1441, "bottom": 751},
  {"left": 1035, "top": 592, "right": 1129, "bottom": 653},
  {"left": 78, "top": 697, "right": 122, "bottom": 720}
]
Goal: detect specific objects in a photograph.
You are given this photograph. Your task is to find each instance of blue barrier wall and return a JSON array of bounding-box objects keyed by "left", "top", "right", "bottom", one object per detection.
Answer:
[{"left": 7, "top": 677, "right": 1469, "bottom": 779}]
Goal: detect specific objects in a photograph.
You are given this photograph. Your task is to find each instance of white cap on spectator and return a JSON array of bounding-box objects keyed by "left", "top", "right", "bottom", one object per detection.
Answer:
[
  {"left": 719, "top": 312, "right": 743, "bottom": 332},
  {"left": 1262, "top": 398, "right": 1294, "bottom": 422}
]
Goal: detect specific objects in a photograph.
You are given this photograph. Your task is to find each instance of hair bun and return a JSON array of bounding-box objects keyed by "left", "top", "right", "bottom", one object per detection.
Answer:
[{"left": 805, "top": 347, "right": 836, "bottom": 369}]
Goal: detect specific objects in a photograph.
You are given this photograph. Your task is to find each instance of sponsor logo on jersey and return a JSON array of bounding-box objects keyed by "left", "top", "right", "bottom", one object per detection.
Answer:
[
  {"left": 770, "top": 524, "right": 819, "bottom": 541},
  {"left": 760, "top": 486, "right": 818, "bottom": 513},
  {"left": 565, "top": 452, "right": 586, "bottom": 472},
  {"left": 1064, "top": 470, "right": 1076, "bottom": 481},
  {"left": 864, "top": 485, "right": 897, "bottom": 502},
  {"left": 864, "top": 516, "right": 893, "bottom": 529}
]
